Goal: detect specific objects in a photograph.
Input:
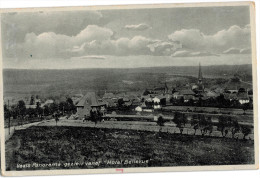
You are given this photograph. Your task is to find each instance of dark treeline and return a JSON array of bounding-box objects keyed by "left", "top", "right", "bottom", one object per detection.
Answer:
[
  {"left": 4, "top": 98, "right": 77, "bottom": 125},
  {"left": 156, "top": 112, "right": 252, "bottom": 140}
]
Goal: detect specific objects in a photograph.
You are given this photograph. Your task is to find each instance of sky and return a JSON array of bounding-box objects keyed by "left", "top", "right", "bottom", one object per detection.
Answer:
[{"left": 1, "top": 5, "right": 252, "bottom": 69}]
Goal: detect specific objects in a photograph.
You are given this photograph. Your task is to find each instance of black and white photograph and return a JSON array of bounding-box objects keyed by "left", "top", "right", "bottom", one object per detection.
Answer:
[{"left": 0, "top": 1, "right": 258, "bottom": 176}]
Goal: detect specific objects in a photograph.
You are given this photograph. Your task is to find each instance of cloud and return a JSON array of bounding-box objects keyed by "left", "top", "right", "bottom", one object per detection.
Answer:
[
  {"left": 172, "top": 50, "right": 190, "bottom": 57},
  {"left": 71, "top": 55, "right": 106, "bottom": 60},
  {"left": 20, "top": 25, "right": 117, "bottom": 58},
  {"left": 19, "top": 25, "right": 157, "bottom": 58},
  {"left": 172, "top": 50, "right": 218, "bottom": 57},
  {"left": 5, "top": 23, "right": 251, "bottom": 59},
  {"left": 2, "top": 11, "right": 104, "bottom": 58},
  {"left": 168, "top": 25, "right": 251, "bottom": 53},
  {"left": 2, "top": 11, "right": 103, "bottom": 38},
  {"left": 223, "top": 47, "right": 251, "bottom": 54},
  {"left": 240, "top": 48, "right": 251, "bottom": 54},
  {"left": 74, "top": 25, "right": 113, "bottom": 44},
  {"left": 148, "top": 41, "right": 182, "bottom": 56},
  {"left": 190, "top": 51, "right": 219, "bottom": 57},
  {"left": 124, "top": 23, "right": 151, "bottom": 31},
  {"left": 223, "top": 48, "right": 241, "bottom": 54}
]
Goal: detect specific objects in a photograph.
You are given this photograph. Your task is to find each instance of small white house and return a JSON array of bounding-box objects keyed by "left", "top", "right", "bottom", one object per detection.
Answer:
[
  {"left": 239, "top": 98, "right": 250, "bottom": 104},
  {"left": 135, "top": 106, "right": 143, "bottom": 112},
  {"left": 152, "top": 97, "right": 161, "bottom": 109},
  {"left": 237, "top": 92, "right": 250, "bottom": 104}
]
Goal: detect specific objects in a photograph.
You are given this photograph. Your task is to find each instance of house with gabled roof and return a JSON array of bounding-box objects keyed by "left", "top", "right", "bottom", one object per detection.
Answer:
[
  {"left": 237, "top": 92, "right": 250, "bottom": 104},
  {"left": 76, "top": 92, "right": 106, "bottom": 118}
]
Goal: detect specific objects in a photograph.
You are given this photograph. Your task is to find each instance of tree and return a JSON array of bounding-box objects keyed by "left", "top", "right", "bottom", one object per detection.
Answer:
[
  {"left": 170, "top": 97, "right": 174, "bottom": 104},
  {"left": 216, "top": 94, "right": 226, "bottom": 108},
  {"left": 188, "top": 98, "right": 194, "bottom": 106},
  {"left": 242, "top": 103, "right": 249, "bottom": 115},
  {"left": 36, "top": 102, "right": 41, "bottom": 117},
  {"left": 197, "top": 97, "right": 203, "bottom": 107},
  {"left": 173, "top": 112, "right": 187, "bottom": 134},
  {"left": 4, "top": 104, "right": 11, "bottom": 119},
  {"left": 204, "top": 117, "right": 213, "bottom": 136},
  {"left": 241, "top": 125, "right": 251, "bottom": 140},
  {"left": 17, "top": 100, "right": 26, "bottom": 116},
  {"left": 10, "top": 105, "right": 18, "bottom": 119},
  {"left": 190, "top": 114, "right": 199, "bottom": 135},
  {"left": 17, "top": 100, "right": 26, "bottom": 125},
  {"left": 118, "top": 98, "right": 125, "bottom": 108},
  {"left": 90, "top": 109, "right": 99, "bottom": 126},
  {"left": 198, "top": 115, "right": 210, "bottom": 136},
  {"left": 230, "top": 99, "right": 241, "bottom": 108},
  {"left": 230, "top": 119, "right": 240, "bottom": 138},
  {"left": 49, "top": 103, "right": 59, "bottom": 114},
  {"left": 59, "top": 101, "right": 67, "bottom": 115},
  {"left": 179, "top": 97, "right": 184, "bottom": 106},
  {"left": 157, "top": 115, "right": 166, "bottom": 132},
  {"left": 43, "top": 105, "right": 50, "bottom": 116},
  {"left": 30, "top": 95, "right": 35, "bottom": 105},
  {"left": 217, "top": 116, "right": 229, "bottom": 137},
  {"left": 66, "top": 97, "right": 76, "bottom": 113},
  {"left": 26, "top": 108, "right": 36, "bottom": 118}
]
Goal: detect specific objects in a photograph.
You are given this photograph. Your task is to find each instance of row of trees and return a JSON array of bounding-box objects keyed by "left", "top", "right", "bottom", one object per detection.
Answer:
[
  {"left": 4, "top": 98, "right": 77, "bottom": 122},
  {"left": 156, "top": 112, "right": 252, "bottom": 140}
]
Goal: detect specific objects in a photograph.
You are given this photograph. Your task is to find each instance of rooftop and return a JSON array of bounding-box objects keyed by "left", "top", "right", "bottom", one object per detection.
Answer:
[{"left": 76, "top": 92, "right": 105, "bottom": 107}]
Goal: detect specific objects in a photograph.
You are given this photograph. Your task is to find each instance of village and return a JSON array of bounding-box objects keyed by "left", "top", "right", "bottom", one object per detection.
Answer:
[
  {"left": 4, "top": 63, "right": 253, "bottom": 139},
  {"left": 74, "top": 64, "right": 253, "bottom": 118},
  {"left": 4, "top": 63, "right": 253, "bottom": 121}
]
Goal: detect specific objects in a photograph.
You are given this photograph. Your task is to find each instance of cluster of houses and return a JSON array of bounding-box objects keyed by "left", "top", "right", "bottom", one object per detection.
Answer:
[
  {"left": 74, "top": 63, "right": 253, "bottom": 119},
  {"left": 74, "top": 86, "right": 252, "bottom": 119},
  {"left": 25, "top": 97, "right": 54, "bottom": 109}
]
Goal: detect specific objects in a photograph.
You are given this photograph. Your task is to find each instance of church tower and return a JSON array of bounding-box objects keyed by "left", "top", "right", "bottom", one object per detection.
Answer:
[{"left": 197, "top": 62, "right": 204, "bottom": 93}]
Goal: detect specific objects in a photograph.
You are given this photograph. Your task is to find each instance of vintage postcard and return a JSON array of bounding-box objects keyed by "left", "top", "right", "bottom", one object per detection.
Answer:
[{"left": 0, "top": 1, "right": 258, "bottom": 176}]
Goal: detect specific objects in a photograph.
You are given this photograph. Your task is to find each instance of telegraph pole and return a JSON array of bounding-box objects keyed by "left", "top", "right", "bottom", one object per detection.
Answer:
[{"left": 8, "top": 100, "right": 10, "bottom": 135}]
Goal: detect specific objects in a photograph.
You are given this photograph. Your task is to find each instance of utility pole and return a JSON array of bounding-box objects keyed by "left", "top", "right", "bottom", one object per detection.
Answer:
[{"left": 8, "top": 100, "right": 10, "bottom": 135}]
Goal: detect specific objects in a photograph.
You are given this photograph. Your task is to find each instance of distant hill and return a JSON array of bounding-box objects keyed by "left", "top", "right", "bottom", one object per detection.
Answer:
[
  {"left": 135, "top": 64, "right": 252, "bottom": 78},
  {"left": 3, "top": 64, "right": 253, "bottom": 100}
]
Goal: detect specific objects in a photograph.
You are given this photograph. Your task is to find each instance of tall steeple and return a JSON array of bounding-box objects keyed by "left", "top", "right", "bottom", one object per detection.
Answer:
[
  {"left": 198, "top": 62, "right": 203, "bottom": 83},
  {"left": 164, "top": 82, "right": 168, "bottom": 94}
]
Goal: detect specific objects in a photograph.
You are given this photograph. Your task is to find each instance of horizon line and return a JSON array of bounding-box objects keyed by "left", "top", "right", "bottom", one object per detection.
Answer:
[{"left": 2, "top": 64, "right": 252, "bottom": 70}]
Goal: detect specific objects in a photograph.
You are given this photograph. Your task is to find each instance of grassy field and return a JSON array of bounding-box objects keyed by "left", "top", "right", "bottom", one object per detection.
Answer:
[{"left": 6, "top": 126, "right": 254, "bottom": 171}]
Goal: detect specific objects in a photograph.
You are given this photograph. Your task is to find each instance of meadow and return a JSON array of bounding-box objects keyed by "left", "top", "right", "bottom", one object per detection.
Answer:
[{"left": 6, "top": 126, "right": 255, "bottom": 171}]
